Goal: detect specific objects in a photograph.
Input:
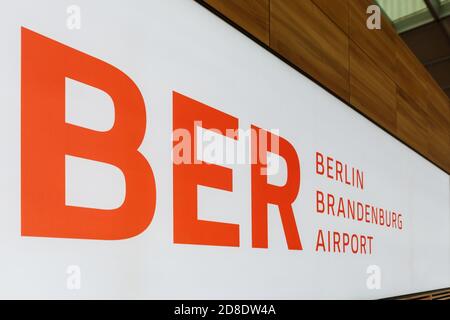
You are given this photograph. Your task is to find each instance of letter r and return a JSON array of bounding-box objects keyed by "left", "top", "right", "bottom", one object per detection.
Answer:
[
  {"left": 251, "top": 126, "right": 302, "bottom": 250},
  {"left": 21, "top": 27, "right": 156, "bottom": 240}
]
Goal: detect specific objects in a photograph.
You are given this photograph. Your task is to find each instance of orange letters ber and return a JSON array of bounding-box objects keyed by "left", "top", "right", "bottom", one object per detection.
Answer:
[
  {"left": 21, "top": 28, "right": 156, "bottom": 240},
  {"left": 173, "top": 92, "right": 240, "bottom": 247},
  {"left": 251, "top": 126, "right": 302, "bottom": 250}
]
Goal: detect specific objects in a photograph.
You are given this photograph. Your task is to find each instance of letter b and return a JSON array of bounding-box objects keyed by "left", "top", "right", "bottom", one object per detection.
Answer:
[{"left": 21, "top": 28, "right": 156, "bottom": 240}]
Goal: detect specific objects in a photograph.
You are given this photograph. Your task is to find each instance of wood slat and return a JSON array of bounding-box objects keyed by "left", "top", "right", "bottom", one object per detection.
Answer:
[
  {"left": 350, "top": 41, "right": 397, "bottom": 132},
  {"left": 399, "top": 293, "right": 430, "bottom": 300},
  {"left": 432, "top": 292, "right": 450, "bottom": 299},
  {"left": 396, "top": 288, "right": 450, "bottom": 300},
  {"left": 203, "top": 0, "right": 270, "bottom": 45},
  {"left": 428, "top": 288, "right": 450, "bottom": 295},
  {"left": 270, "top": 0, "right": 349, "bottom": 101}
]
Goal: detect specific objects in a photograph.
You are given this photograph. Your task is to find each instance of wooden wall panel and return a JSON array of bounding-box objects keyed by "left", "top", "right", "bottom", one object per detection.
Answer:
[
  {"left": 349, "top": 0, "right": 397, "bottom": 82},
  {"left": 197, "top": 0, "right": 450, "bottom": 173},
  {"left": 203, "top": 0, "right": 270, "bottom": 45},
  {"left": 350, "top": 41, "right": 397, "bottom": 132},
  {"left": 396, "top": 37, "right": 450, "bottom": 169},
  {"left": 396, "top": 88, "right": 429, "bottom": 156},
  {"left": 395, "top": 39, "right": 429, "bottom": 110},
  {"left": 270, "top": 0, "right": 349, "bottom": 101},
  {"left": 311, "top": 0, "right": 349, "bottom": 34},
  {"left": 426, "top": 81, "right": 450, "bottom": 170}
]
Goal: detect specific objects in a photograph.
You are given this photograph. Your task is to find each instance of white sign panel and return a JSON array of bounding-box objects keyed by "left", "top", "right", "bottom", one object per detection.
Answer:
[{"left": 0, "top": 0, "right": 448, "bottom": 299}]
